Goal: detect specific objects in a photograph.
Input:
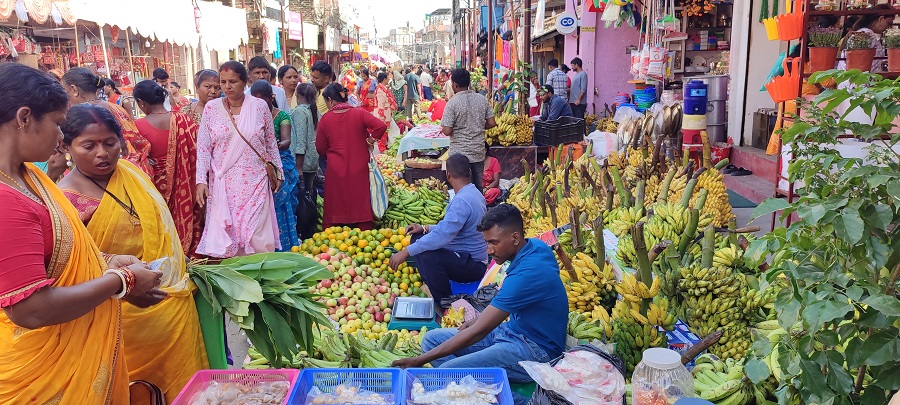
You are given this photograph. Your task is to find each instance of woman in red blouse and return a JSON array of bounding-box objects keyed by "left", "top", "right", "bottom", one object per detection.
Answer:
[{"left": 0, "top": 63, "right": 163, "bottom": 404}]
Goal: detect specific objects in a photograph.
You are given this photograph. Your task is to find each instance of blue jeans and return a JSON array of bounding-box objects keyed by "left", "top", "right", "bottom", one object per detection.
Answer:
[{"left": 422, "top": 323, "right": 551, "bottom": 405}]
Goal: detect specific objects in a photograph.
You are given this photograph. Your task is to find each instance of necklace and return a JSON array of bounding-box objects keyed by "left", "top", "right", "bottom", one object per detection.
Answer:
[
  {"left": 147, "top": 111, "right": 169, "bottom": 115},
  {"left": 224, "top": 98, "right": 244, "bottom": 111},
  {"left": 0, "top": 167, "right": 43, "bottom": 205},
  {"left": 81, "top": 171, "right": 141, "bottom": 227}
]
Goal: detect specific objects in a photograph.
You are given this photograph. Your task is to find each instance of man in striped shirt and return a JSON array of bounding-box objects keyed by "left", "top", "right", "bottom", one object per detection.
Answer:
[{"left": 545, "top": 59, "right": 568, "bottom": 101}]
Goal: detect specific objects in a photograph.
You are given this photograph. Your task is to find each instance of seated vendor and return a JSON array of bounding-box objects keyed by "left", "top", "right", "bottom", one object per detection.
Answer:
[
  {"left": 393, "top": 204, "right": 568, "bottom": 405},
  {"left": 483, "top": 145, "right": 502, "bottom": 206},
  {"left": 388, "top": 154, "right": 488, "bottom": 306},
  {"left": 539, "top": 85, "right": 573, "bottom": 122}
]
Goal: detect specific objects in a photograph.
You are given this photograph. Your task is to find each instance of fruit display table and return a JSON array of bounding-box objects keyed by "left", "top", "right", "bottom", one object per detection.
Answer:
[{"left": 397, "top": 124, "right": 449, "bottom": 157}]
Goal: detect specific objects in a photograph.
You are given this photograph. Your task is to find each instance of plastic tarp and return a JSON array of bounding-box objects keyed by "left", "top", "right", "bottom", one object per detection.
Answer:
[
  {"left": 3, "top": 0, "right": 73, "bottom": 24},
  {"left": 197, "top": 0, "right": 248, "bottom": 52},
  {"left": 70, "top": 0, "right": 199, "bottom": 47}
]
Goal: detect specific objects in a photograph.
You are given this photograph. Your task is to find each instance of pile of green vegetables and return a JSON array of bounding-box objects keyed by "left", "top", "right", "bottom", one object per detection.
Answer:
[{"left": 189, "top": 253, "right": 332, "bottom": 368}]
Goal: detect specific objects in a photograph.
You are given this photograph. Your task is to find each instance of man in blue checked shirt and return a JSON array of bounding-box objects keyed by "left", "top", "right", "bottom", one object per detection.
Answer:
[
  {"left": 388, "top": 154, "right": 488, "bottom": 306},
  {"left": 546, "top": 58, "right": 568, "bottom": 101}
]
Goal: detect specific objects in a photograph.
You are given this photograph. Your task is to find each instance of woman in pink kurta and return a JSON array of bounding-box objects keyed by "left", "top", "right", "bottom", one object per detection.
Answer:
[
  {"left": 195, "top": 62, "right": 283, "bottom": 258},
  {"left": 316, "top": 83, "right": 387, "bottom": 230}
]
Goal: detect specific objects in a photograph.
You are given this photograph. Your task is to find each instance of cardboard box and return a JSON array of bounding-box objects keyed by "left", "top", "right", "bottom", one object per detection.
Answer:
[{"left": 660, "top": 320, "right": 704, "bottom": 369}]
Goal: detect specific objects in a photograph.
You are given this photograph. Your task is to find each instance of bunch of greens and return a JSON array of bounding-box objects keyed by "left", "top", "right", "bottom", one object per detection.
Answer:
[
  {"left": 846, "top": 32, "right": 875, "bottom": 50},
  {"left": 808, "top": 27, "right": 842, "bottom": 47},
  {"left": 746, "top": 69, "right": 900, "bottom": 404},
  {"left": 883, "top": 28, "right": 900, "bottom": 49},
  {"left": 190, "top": 252, "right": 332, "bottom": 368}
]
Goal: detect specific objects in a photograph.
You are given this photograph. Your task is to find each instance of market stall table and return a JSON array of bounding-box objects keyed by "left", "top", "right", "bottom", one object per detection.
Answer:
[{"left": 396, "top": 124, "right": 450, "bottom": 158}]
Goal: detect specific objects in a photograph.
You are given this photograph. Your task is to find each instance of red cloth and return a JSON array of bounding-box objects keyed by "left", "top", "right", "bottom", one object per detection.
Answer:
[
  {"left": 428, "top": 99, "right": 447, "bottom": 121},
  {"left": 316, "top": 104, "right": 387, "bottom": 227},
  {"left": 134, "top": 118, "right": 169, "bottom": 163},
  {"left": 483, "top": 157, "right": 502, "bottom": 205},
  {"left": 360, "top": 78, "right": 375, "bottom": 112},
  {"left": 0, "top": 186, "right": 55, "bottom": 308}
]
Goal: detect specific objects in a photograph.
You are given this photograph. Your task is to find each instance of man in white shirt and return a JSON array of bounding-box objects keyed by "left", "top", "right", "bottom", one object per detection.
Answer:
[
  {"left": 419, "top": 67, "right": 434, "bottom": 100},
  {"left": 246, "top": 56, "right": 287, "bottom": 108},
  {"left": 153, "top": 68, "right": 172, "bottom": 111}
]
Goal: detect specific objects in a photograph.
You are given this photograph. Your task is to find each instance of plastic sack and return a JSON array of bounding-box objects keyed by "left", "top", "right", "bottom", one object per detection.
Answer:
[
  {"left": 440, "top": 284, "right": 500, "bottom": 311},
  {"left": 388, "top": 119, "right": 402, "bottom": 146},
  {"left": 525, "top": 345, "right": 627, "bottom": 405},
  {"left": 410, "top": 375, "right": 502, "bottom": 405},
  {"left": 613, "top": 107, "right": 643, "bottom": 124},
  {"left": 586, "top": 131, "right": 620, "bottom": 159},
  {"left": 306, "top": 381, "right": 392, "bottom": 405}
]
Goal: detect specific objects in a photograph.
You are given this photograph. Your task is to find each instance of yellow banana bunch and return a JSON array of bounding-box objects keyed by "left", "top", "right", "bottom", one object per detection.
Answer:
[
  {"left": 696, "top": 169, "right": 734, "bottom": 227},
  {"left": 440, "top": 307, "right": 465, "bottom": 328}
]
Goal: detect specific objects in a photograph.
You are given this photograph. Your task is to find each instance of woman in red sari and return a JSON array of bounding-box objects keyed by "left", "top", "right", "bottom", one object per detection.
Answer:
[
  {"left": 316, "top": 83, "right": 387, "bottom": 230},
  {"left": 62, "top": 67, "right": 154, "bottom": 177},
  {"left": 133, "top": 80, "right": 202, "bottom": 256},
  {"left": 373, "top": 72, "right": 397, "bottom": 153},
  {"left": 359, "top": 68, "right": 376, "bottom": 113}
]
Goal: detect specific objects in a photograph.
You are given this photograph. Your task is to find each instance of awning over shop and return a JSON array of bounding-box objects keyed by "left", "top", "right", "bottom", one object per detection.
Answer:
[
  {"left": 70, "top": 0, "right": 199, "bottom": 47},
  {"left": 1, "top": 0, "right": 75, "bottom": 25},
  {"left": 197, "top": 0, "right": 247, "bottom": 52}
]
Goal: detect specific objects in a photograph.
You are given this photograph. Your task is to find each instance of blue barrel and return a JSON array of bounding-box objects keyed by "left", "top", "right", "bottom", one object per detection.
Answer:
[{"left": 684, "top": 80, "right": 708, "bottom": 115}]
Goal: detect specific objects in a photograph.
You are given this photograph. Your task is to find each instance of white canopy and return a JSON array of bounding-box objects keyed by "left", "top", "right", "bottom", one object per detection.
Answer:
[
  {"left": 70, "top": 0, "right": 199, "bottom": 47},
  {"left": 197, "top": 0, "right": 248, "bottom": 52}
]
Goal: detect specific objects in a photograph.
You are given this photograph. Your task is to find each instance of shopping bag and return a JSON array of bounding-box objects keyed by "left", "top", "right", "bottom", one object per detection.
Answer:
[
  {"left": 369, "top": 153, "right": 389, "bottom": 218},
  {"left": 296, "top": 189, "right": 319, "bottom": 240},
  {"left": 388, "top": 119, "right": 402, "bottom": 146}
]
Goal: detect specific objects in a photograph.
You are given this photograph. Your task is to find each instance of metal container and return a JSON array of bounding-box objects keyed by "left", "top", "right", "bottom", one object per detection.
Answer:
[
  {"left": 707, "top": 123, "right": 728, "bottom": 144},
  {"left": 706, "top": 100, "right": 727, "bottom": 125},
  {"left": 692, "top": 74, "right": 729, "bottom": 101}
]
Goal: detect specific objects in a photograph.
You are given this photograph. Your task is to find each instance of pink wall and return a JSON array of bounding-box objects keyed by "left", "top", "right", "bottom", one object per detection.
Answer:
[{"left": 562, "top": 1, "right": 641, "bottom": 116}]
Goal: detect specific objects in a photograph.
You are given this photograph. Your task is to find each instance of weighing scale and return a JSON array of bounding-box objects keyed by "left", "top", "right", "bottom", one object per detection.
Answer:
[{"left": 387, "top": 297, "right": 440, "bottom": 331}]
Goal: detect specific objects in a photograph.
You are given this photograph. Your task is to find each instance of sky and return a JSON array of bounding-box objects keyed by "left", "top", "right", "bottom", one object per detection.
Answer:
[{"left": 342, "top": 0, "right": 451, "bottom": 38}]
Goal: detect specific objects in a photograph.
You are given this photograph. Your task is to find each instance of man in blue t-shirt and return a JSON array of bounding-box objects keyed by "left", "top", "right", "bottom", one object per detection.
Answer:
[{"left": 393, "top": 204, "right": 568, "bottom": 404}]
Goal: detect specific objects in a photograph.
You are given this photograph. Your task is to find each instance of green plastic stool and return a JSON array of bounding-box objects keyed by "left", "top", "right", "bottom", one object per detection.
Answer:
[{"left": 510, "top": 382, "right": 537, "bottom": 400}]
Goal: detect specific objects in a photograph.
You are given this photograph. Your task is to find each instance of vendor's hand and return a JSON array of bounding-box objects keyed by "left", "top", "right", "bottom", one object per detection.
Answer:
[
  {"left": 388, "top": 248, "right": 410, "bottom": 271},
  {"left": 458, "top": 318, "right": 477, "bottom": 331},
  {"left": 406, "top": 224, "right": 425, "bottom": 235},
  {"left": 106, "top": 254, "right": 142, "bottom": 269},
  {"left": 196, "top": 184, "right": 209, "bottom": 208},
  {"left": 392, "top": 356, "right": 426, "bottom": 369},
  {"left": 128, "top": 264, "right": 163, "bottom": 296},
  {"left": 124, "top": 288, "right": 169, "bottom": 308}
]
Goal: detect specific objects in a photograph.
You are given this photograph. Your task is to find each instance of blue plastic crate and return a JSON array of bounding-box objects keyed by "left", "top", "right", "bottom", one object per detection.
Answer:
[
  {"left": 404, "top": 368, "right": 514, "bottom": 405},
  {"left": 289, "top": 368, "right": 405, "bottom": 405},
  {"left": 449, "top": 280, "right": 480, "bottom": 295}
]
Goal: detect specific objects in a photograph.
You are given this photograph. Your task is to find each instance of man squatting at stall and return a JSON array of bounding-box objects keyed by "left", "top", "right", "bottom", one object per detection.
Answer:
[{"left": 393, "top": 204, "right": 569, "bottom": 405}]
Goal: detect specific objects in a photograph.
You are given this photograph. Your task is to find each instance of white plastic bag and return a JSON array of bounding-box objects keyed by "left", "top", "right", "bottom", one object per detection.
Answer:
[
  {"left": 521, "top": 350, "right": 627, "bottom": 405},
  {"left": 586, "top": 131, "right": 620, "bottom": 159},
  {"left": 388, "top": 119, "right": 401, "bottom": 146},
  {"left": 409, "top": 375, "right": 501, "bottom": 405}
]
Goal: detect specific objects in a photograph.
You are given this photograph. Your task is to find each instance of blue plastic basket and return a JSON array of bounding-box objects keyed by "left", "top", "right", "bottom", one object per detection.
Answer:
[
  {"left": 289, "top": 368, "right": 405, "bottom": 405},
  {"left": 404, "top": 368, "right": 514, "bottom": 405},
  {"left": 449, "top": 280, "right": 480, "bottom": 295}
]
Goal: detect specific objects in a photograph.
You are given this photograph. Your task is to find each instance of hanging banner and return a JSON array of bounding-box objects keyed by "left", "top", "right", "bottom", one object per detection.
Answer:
[
  {"left": 288, "top": 11, "right": 303, "bottom": 41},
  {"left": 480, "top": 6, "right": 504, "bottom": 31}
]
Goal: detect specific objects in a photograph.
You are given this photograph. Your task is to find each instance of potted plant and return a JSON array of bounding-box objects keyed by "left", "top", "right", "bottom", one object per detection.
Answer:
[
  {"left": 807, "top": 27, "right": 842, "bottom": 72},
  {"left": 883, "top": 28, "right": 900, "bottom": 72},
  {"left": 845, "top": 31, "right": 876, "bottom": 71}
]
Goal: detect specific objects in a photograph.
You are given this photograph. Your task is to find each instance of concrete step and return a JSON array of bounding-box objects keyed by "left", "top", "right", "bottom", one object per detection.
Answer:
[
  {"left": 723, "top": 171, "right": 775, "bottom": 205},
  {"left": 729, "top": 145, "right": 777, "bottom": 183}
]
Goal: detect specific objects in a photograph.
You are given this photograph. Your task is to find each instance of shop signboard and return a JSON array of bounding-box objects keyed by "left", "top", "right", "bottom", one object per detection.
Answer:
[
  {"left": 556, "top": 12, "right": 578, "bottom": 35},
  {"left": 288, "top": 11, "right": 302, "bottom": 41}
]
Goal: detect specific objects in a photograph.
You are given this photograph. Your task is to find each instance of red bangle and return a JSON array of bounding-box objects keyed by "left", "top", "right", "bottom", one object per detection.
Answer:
[{"left": 120, "top": 267, "right": 135, "bottom": 295}]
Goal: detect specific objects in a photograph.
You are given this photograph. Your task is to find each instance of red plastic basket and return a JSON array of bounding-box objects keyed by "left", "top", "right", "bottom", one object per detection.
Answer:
[{"left": 172, "top": 369, "right": 301, "bottom": 405}]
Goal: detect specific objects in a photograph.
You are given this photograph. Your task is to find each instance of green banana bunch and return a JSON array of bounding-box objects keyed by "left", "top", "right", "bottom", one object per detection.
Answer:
[
  {"left": 360, "top": 349, "right": 403, "bottom": 368},
  {"left": 692, "top": 354, "right": 752, "bottom": 404}
]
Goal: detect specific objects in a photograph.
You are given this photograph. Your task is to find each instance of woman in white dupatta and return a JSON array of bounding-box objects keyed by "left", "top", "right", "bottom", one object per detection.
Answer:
[{"left": 195, "top": 61, "right": 283, "bottom": 258}]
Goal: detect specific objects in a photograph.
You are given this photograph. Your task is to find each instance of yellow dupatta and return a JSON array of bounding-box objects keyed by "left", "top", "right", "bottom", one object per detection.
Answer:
[
  {"left": 84, "top": 160, "right": 207, "bottom": 403},
  {"left": 0, "top": 164, "right": 129, "bottom": 405}
]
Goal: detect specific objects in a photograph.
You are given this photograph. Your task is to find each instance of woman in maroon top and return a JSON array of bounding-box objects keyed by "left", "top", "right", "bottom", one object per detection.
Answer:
[{"left": 316, "top": 83, "right": 387, "bottom": 230}]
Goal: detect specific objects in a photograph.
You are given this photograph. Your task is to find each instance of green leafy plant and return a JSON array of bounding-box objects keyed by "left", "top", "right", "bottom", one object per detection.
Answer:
[
  {"left": 846, "top": 31, "right": 876, "bottom": 50},
  {"left": 809, "top": 27, "right": 842, "bottom": 47},
  {"left": 745, "top": 69, "right": 900, "bottom": 404},
  {"left": 883, "top": 28, "right": 900, "bottom": 49}
]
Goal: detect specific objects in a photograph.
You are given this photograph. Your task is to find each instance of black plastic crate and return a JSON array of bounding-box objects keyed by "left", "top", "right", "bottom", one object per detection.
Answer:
[
  {"left": 533, "top": 116, "right": 586, "bottom": 146},
  {"left": 404, "top": 168, "right": 446, "bottom": 184}
]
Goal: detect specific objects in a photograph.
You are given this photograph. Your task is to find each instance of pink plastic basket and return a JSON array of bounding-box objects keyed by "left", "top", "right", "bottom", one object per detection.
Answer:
[{"left": 172, "top": 369, "right": 301, "bottom": 405}]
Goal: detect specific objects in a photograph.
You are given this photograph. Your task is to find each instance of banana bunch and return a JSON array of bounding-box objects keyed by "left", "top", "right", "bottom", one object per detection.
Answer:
[
  {"left": 678, "top": 265, "right": 753, "bottom": 359},
  {"left": 566, "top": 312, "right": 606, "bottom": 341},
  {"left": 564, "top": 278, "right": 602, "bottom": 314},
  {"left": 604, "top": 273, "right": 675, "bottom": 372},
  {"left": 486, "top": 113, "right": 522, "bottom": 146},
  {"left": 316, "top": 326, "right": 350, "bottom": 363},
  {"left": 609, "top": 313, "right": 668, "bottom": 372},
  {"left": 605, "top": 206, "right": 645, "bottom": 237},
  {"left": 596, "top": 116, "right": 617, "bottom": 132},
  {"left": 514, "top": 114, "right": 533, "bottom": 145},
  {"left": 525, "top": 216, "right": 553, "bottom": 238},
  {"left": 557, "top": 227, "right": 599, "bottom": 258},
  {"left": 441, "top": 307, "right": 465, "bottom": 328},
  {"left": 692, "top": 354, "right": 754, "bottom": 404},
  {"left": 414, "top": 177, "right": 449, "bottom": 193},
  {"left": 696, "top": 169, "right": 735, "bottom": 227},
  {"left": 360, "top": 349, "right": 404, "bottom": 368},
  {"left": 381, "top": 187, "right": 447, "bottom": 228}
]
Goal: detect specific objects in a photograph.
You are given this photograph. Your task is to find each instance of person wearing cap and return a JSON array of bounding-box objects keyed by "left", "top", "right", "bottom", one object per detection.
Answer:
[{"left": 539, "top": 85, "right": 573, "bottom": 122}]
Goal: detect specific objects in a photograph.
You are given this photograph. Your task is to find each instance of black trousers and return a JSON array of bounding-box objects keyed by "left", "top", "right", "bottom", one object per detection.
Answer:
[
  {"left": 570, "top": 103, "right": 587, "bottom": 119},
  {"left": 411, "top": 234, "right": 487, "bottom": 306}
]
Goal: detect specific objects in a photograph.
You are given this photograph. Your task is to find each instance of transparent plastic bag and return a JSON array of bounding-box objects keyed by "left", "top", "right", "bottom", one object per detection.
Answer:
[
  {"left": 410, "top": 375, "right": 502, "bottom": 405},
  {"left": 188, "top": 380, "right": 291, "bottom": 405},
  {"left": 306, "top": 381, "right": 392, "bottom": 405},
  {"left": 522, "top": 350, "right": 627, "bottom": 405}
]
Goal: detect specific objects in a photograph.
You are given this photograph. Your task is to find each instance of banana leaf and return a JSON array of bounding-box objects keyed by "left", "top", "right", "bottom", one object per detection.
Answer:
[
  {"left": 204, "top": 266, "right": 264, "bottom": 303},
  {"left": 257, "top": 302, "right": 297, "bottom": 367}
]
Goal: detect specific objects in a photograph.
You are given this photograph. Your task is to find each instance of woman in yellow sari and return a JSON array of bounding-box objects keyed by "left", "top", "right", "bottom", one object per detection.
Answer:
[
  {"left": 58, "top": 104, "right": 209, "bottom": 403},
  {"left": 0, "top": 64, "right": 163, "bottom": 404}
]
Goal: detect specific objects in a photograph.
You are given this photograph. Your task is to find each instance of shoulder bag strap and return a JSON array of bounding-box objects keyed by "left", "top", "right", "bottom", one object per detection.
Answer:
[{"left": 221, "top": 101, "right": 267, "bottom": 164}]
